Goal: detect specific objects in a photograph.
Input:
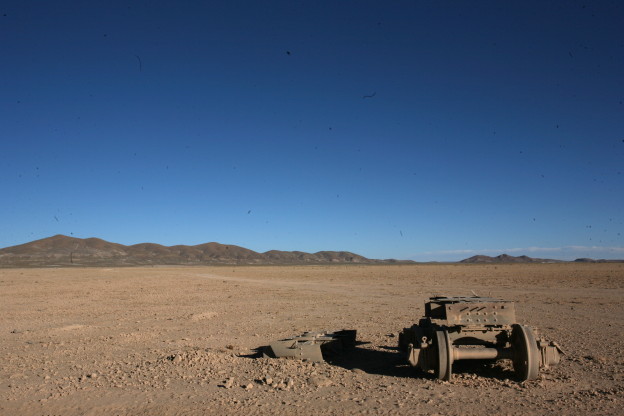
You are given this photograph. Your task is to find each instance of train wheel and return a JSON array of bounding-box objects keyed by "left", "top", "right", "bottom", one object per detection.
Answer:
[
  {"left": 434, "top": 329, "right": 452, "bottom": 381},
  {"left": 511, "top": 324, "right": 539, "bottom": 381}
]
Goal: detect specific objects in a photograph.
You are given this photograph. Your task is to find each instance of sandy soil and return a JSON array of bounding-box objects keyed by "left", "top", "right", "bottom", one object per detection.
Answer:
[{"left": 1, "top": 264, "right": 623, "bottom": 415}]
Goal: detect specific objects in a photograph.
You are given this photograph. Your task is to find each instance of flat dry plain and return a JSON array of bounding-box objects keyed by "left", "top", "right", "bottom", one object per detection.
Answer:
[{"left": 1, "top": 264, "right": 623, "bottom": 415}]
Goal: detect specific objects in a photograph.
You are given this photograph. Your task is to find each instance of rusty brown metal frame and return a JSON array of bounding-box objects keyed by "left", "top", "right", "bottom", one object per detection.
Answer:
[{"left": 400, "top": 296, "right": 563, "bottom": 381}]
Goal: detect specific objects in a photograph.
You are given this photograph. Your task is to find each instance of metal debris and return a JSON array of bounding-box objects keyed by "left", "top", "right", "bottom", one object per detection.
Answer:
[
  {"left": 398, "top": 296, "right": 563, "bottom": 381},
  {"left": 264, "top": 330, "right": 357, "bottom": 362}
]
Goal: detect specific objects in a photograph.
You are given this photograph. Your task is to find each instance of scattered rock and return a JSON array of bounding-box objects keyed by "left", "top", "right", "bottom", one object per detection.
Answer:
[
  {"left": 1, "top": 264, "right": 620, "bottom": 414},
  {"left": 221, "top": 377, "right": 234, "bottom": 389},
  {"left": 308, "top": 375, "right": 332, "bottom": 388}
]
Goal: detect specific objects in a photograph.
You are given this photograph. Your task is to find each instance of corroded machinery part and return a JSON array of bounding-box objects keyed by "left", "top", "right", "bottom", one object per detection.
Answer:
[
  {"left": 538, "top": 339, "right": 564, "bottom": 368},
  {"left": 511, "top": 324, "right": 540, "bottom": 381},
  {"left": 399, "top": 296, "right": 563, "bottom": 382},
  {"left": 401, "top": 324, "right": 560, "bottom": 381},
  {"left": 426, "top": 296, "right": 516, "bottom": 326},
  {"left": 263, "top": 330, "right": 357, "bottom": 362},
  {"left": 434, "top": 330, "right": 452, "bottom": 381}
]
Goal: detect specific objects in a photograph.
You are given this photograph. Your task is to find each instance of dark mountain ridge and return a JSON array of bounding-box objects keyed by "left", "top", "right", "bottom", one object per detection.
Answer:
[
  {"left": 0, "top": 235, "right": 404, "bottom": 267},
  {"left": 460, "top": 253, "right": 623, "bottom": 264},
  {"left": 459, "top": 254, "right": 563, "bottom": 264}
]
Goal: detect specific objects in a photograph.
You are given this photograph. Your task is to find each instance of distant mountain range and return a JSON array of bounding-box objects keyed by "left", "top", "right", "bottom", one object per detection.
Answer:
[
  {"left": 459, "top": 254, "right": 562, "bottom": 264},
  {"left": 571, "top": 257, "right": 624, "bottom": 263},
  {"left": 0, "top": 235, "right": 412, "bottom": 267},
  {"left": 0, "top": 236, "right": 620, "bottom": 267},
  {"left": 459, "top": 254, "right": 622, "bottom": 264}
]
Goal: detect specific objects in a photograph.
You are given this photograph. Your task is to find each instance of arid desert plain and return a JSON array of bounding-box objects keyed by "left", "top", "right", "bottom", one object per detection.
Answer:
[{"left": 1, "top": 263, "right": 623, "bottom": 415}]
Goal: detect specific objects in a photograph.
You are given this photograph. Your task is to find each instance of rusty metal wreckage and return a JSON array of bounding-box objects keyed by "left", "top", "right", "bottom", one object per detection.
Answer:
[
  {"left": 263, "top": 296, "right": 563, "bottom": 382},
  {"left": 398, "top": 296, "right": 563, "bottom": 381}
]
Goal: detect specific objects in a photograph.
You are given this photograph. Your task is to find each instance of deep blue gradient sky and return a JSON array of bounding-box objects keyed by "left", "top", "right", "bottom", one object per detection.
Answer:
[{"left": 2, "top": 1, "right": 623, "bottom": 261}]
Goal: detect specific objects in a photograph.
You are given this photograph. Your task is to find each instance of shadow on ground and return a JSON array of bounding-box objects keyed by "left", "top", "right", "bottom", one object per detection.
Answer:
[
  {"left": 327, "top": 344, "right": 418, "bottom": 378},
  {"left": 243, "top": 343, "right": 517, "bottom": 381}
]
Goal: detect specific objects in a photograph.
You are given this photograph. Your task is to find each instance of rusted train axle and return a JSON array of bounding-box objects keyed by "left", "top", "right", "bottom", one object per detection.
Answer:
[{"left": 399, "top": 296, "right": 563, "bottom": 381}]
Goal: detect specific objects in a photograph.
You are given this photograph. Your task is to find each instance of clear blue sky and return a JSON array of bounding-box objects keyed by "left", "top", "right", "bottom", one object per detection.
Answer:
[{"left": 1, "top": 1, "right": 623, "bottom": 261}]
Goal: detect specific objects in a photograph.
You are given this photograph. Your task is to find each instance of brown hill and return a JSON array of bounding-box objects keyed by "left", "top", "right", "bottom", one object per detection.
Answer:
[
  {"left": 460, "top": 254, "right": 562, "bottom": 264},
  {"left": 0, "top": 235, "right": 402, "bottom": 267},
  {"left": 574, "top": 257, "right": 624, "bottom": 263}
]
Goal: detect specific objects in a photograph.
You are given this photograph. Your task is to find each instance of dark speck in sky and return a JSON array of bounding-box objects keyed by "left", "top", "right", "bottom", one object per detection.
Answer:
[
  {"left": 247, "top": 210, "right": 251, "bottom": 214},
  {"left": 362, "top": 92, "right": 376, "bottom": 99},
  {"left": 286, "top": 50, "right": 291, "bottom": 55}
]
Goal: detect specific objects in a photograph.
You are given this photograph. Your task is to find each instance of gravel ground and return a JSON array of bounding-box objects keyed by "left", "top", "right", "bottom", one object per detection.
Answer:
[{"left": 1, "top": 264, "right": 622, "bottom": 415}]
